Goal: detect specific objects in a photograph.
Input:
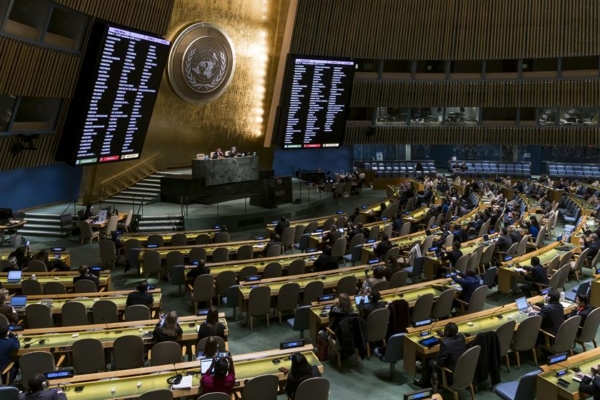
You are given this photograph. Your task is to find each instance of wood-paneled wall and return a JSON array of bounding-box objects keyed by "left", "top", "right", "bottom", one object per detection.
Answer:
[
  {"left": 351, "top": 79, "right": 600, "bottom": 108},
  {"left": 54, "top": 0, "right": 175, "bottom": 35},
  {"left": 345, "top": 126, "right": 600, "bottom": 147},
  {"left": 292, "top": 0, "right": 600, "bottom": 60},
  {"left": 0, "top": 0, "right": 175, "bottom": 171}
]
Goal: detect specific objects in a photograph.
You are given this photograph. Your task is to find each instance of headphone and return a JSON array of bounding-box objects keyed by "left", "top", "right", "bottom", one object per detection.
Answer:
[
  {"left": 166, "top": 374, "right": 182, "bottom": 385},
  {"left": 42, "top": 379, "right": 48, "bottom": 390}
]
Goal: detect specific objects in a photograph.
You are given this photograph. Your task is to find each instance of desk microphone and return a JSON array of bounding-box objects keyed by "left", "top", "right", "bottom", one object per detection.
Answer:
[
  {"left": 428, "top": 318, "right": 442, "bottom": 336},
  {"left": 490, "top": 304, "right": 507, "bottom": 320},
  {"left": 391, "top": 285, "right": 404, "bottom": 298}
]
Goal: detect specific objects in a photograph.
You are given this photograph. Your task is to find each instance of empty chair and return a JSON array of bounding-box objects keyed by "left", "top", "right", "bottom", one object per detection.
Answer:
[
  {"left": 540, "top": 315, "right": 581, "bottom": 356},
  {"left": 411, "top": 293, "right": 434, "bottom": 323},
  {"left": 336, "top": 275, "right": 358, "bottom": 296},
  {"left": 373, "top": 333, "right": 406, "bottom": 382},
  {"left": 247, "top": 286, "right": 271, "bottom": 330},
  {"left": 389, "top": 270, "right": 408, "bottom": 288},
  {"left": 576, "top": 307, "right": 600, "bottom": 351},
  {"left": 305, "top": 220, "right": 318, "bottom": 234},
  {"left": 165, "top": 250, "right": 185, "bottom": 276},
  {"left": 439, "top": 345, "right": 481, "bottom": 400},
  {"left": 74, "top": 279, "right": 98, "bottom": 293},
  {"left": 26, "top": 260, "right": 47, "bottom": 272},
  {"left": 431, "top": 289, "right": 455, "bottom": 320},
  {"left": 61, "top": 301, "right": 88, "bottom": 326},
  {"left": 189, "top": 247, "right": 207, "bottom": 264},
  {"left": 302, "top": 280, "right": 324, "bottom": 305},
  {"left": 294, "top": 224, "right": 306, "bottom": 244},
  {"left": 138, "top": 389, "right": 174, "bottom": 400},
  {"left": 370, "top": 280, "right": 389, "bottom": 292},
  {"left": 92, "top": 300, "right": 119, "bottom": 324},
  {"left": 150, "top": 341, "right": 183, "bottom": 366},
  {"left": 238, "top": 266, "right": 258, "bottom": 282},
  {"left": 493, "top": 368, "right": 541, "bottom": 400},
  {"left": 495, "top": 319, "right": 516, "bottom": 372},
  {"left": 18, "top": 351, "right": 60, "bottom": 389},
  {"left": 481, "top": 266, "right": 498, "bottom": 289},
  {"left": 343, "top": 244, "right": 363, "bottom": 266},
  {"left": 80, "top": 220, "right": 100, "bottom": 245},
  {"left": 276, "top": 282, "right": 300, "bottom": 324},
  {"left": 0, "top": 387, "right": 18, "bottom": 400},
  {"left": 147, "top": 234, "right": 164, "bottom": 247},
  {"left": 282, "top": 226, "right": 296, "bottom": 253},
  {"left": 404, "top": 256, "right": 425, "bottom": 282},
  {"left": 213, "top": 231, "right": 230, "bottom": 243},
  {"left": 197, "top": 394, "right": 230, "bottom": 400},
  {"left": 399, "top": 222, "right": 411, "bottom": 236},
  {"left": 236, "top": 244, "right": 254, "bottom": 261},
  {"left": 43, "top": 281, "right": 66, "bottom": 294},
  {"left": 195, "top": 234, "right": 210, "bottom": 245},
  {"left": 215, "top": 271, "right": 237, "bottom": 305},
  {"left": 21, "top": 279, "right": 43, "bottom": 295},
  {"left": 240, "top": 374, "right": 279, "bottom": 400},
  {"left": 25, "top": 304, "right": 54, "bottom": 328},
  {"left": 365, "top": 308, "right": 390, "bottom": 358},
  {"left": 287, "top": 305, "right": 311, "bottom": 338},
  {"left": 294, "top": 377, "right": 330, "bottom": 400},
  {"left": 112, "top": 335, "right": 145, "bottom": 370},
  {"left": 125, "top": 304, "right": 151, "bottom": 321},
  {"left": 510, "top": 315, "right": 543, "bottom": 368},
  {"left": 212, "top": 247, "right": 230, "bottom": 263},
  {"left": 263, "top": 262, "right": 283, "bottom": 278},
  {"left": 457, "top": 285, "right": 488, "bottom": 314},
  {"left": 143, "top": 250, "right": 162, "bottom": 280},
  {"left": 191, "top": 275, "right": 215, "bottom": 312},
  {"left": 294, "top": 233, "right": 311, "bottom": 253},
  {"left": 265, "top": 244, "right": 283, "bottom": 258},
  {"left": 171, "top": 265, "right": 186, "bottom": 294},
  {"left": 99, "top": 240, "right": 117, "bottom": 269},
  {"left": 72, "top": 338, "right": 106, "bottom": 374},
  {"left": 287, "top": 259, "right": 306, "bottom": 276},
  {"left": 170, "top": 233, "right": 187, "bottom": 247}
]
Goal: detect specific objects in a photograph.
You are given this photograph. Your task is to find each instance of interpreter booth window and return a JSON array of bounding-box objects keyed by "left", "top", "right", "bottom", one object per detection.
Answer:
[
  {"left": 538, "top": 108, "right": 557, "bottom": 126},
  {"left": 558, "top": 108, "right": 598, "bottom": 126},
  {"left": 5, "top": 0, "right": 51, "bottom": 41},
  {"left": 481, "top": 108, "right": 518, "bottom": 126},
  {"left": 376, "top": 107, "right": 409, "bottom": 126},
  {"left": 485, "top": 59, "right": 519, "bottom": 80},
  {"left": 44, "top": 6, "right": 89, "bottom": 50},
  {"left": 562, "top": 56, "right": 599, "bottom": 78},
  {"left": 520, "top": 108, "right": 537, "bottom": 126},
  {"left": 11, "top": 97, "right": 60, "bottom": 132},
  {"left": 0, "top": 94, "right": 17, "bottom": 132},
  {"left": 410, "top": 108, "right": 443, "bottom": 125},
  {"left": 444, "top": 107, "right": 479, "bottom": 125},
  {"left": 353, "top": 144, "right": 407, "bottom": 162}
]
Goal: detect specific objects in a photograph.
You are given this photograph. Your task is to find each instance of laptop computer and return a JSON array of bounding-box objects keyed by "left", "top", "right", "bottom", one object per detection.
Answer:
[
  {"left": 354, "top": 295, "right": 370, "bottom": 306},
  {"left": 10, "top": 295, "right": 27, "bottom": 310},
  {"left": 200, "top": 358, "right": 213, "bottom": 375},
  {"left": 7, "top": 270, "right": 22, "bottom": 283},
  {"left": 96, "top": 210, "right": 108, "bottom": 223},
  {"left": 515, "top": 296, "right": 529, "bottom": 314}
]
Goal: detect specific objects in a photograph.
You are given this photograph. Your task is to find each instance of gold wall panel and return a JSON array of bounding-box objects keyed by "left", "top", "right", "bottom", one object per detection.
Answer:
[
  {"left": 80, "top": 0, "right": 291, "bottom": 197},
  {"left": 292, "top": 0, "right": 600, "bottom": 60}
]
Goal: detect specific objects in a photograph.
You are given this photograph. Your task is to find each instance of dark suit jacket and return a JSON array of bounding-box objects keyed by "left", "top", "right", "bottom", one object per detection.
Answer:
[
  {"left": 509, "top": 232, "right": 522, "bottom": 244},
  {"left": 496, "top": 235, "right": 513, "bottom": 253},
  {"left": 451, "top": 273, "right": 481, "bottom": 302},
  {"left": 580, "top": 375, "right": 600, "bottom": 400},
  {"left": 523, "top": 264, "right": 549, "bottom": 285},
  {"left": 437, "top": 334, "right": 467, "bottom": 370},
  {"left": 275, "top": 220, "right": 290, "bottom": 236},
  {"left": 186, "top": 266, "right": 211, "bottom": 281},
  {"left": 539, "top": 302, "right": 565, "bottom": 337},
  {"left": 0, "top": 303, "right": 18, "bottom": 324},
  {"left": 314, "top": 254, "right": 337, "bottom": 272},
  {"left": 588, "top": 241, "right": 600, "bottom": 260},
  {"left": 573, "top": 305, "right": 592, "bottom": 328},
  {"left": 443, "top": 250, "right": 463, "bottom": 266},
  {"left": 323, "top": 231, "right": 341, "bottom": 248},
  {"left": 374, "top": 240, "right": 392, "bottom": 259},
  {"left": 126, "top": 291, "right": 154, "bottom": 307},
  {"left": 18, "top": 389, "right": 67, "bottom": 400}
]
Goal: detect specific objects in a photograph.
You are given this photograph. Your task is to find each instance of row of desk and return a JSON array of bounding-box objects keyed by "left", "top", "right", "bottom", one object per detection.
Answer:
[
  {"left": 121, "top": 229, "right": 220, "bottom": 246},
  {"left": 0, "top": 270, "right": 112, "bottom": 292}
]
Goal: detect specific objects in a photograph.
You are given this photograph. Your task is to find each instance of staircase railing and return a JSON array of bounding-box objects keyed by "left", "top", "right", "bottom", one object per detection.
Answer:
[{"left": 99, "top": 154, "right": 165, "bottom": 200}]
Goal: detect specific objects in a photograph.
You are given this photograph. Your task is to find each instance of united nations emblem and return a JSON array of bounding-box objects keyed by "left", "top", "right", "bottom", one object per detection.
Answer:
[{"left": 168, "top": 23, "right": 236, "bottom": 103}]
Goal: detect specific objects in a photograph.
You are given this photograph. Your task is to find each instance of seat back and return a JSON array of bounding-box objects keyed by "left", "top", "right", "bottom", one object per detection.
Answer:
[
  {"left": 302, "top": 281, "right": 324, "bottom": 305},
  {"left": 449, "top": 345, "right": 481, "bottom": 390},
  {"left": 171, "top": 265, "right": 186, "bottom": 287},
  {"left": 194, "top": 234, "right": 211, "bottom": 245},
  {"left": 106, "top": 215, "right": 119, "bottom": 234},
  {"left": 143, "top": 250, "right": 162, "bottom": 274},
  {"left": 25, "top": 304, "right": 53, "bottom": 328},
  {"left": 0, "top": 387, "right": 18, "bottom": 400},
  {"left": 467, "top": 285, "right": 488, "bottom": 313},
  {"left": 237, "top": 245, "right": 254, "bottom": 261},
  {"left": 294, "top": 224, "right": 306, "bottom": 243},
  {"left": 44, "top": 281, "right": 66, "bottom": 294},
  {"left": 113, "top": 335, "right": 145, "bottom": 370},
  {"left": 138, "top": 389, "right": 174, "bottom": 400},
  {"left": 552, "top": 315, "right": 582, "bottom": 353},
  {"left": 265, "top": 244, "right": 283, "bottom": 258},
  {"left": 216, "top": 271, "right": 237, "bottom": 297},
  {"left": 150, "top": 341, "right": 182, "bottom": 366},
  {"left": 99, "top": 240, "right": 117, "bottom": 264},
  {"left": 125, "top": 238, "right": 142, "bottom": 253},
  {"left": 513, "top": 369, "right": 543, "bottom": 400},
  {"left": 92, "top": 300, "right": 119, "bottom": 324},
  {"left": 238, "top": 266, "right": 258, "bottom": 282},
  {"left": 19, "top": 351, "right": 56, "bottom": 389},
  {"left": 170, "top": 233, "right": 187, "bottom": 247},
  {"left": 197, "top": 393, "right": 231, "bottom": 400},
  {"left": 453, "top": 254, "right": 469, "bottom": 274},
  {"left": 431, "top": 289, "right": 455, "bottom": 320},
  {"left": 389, "top": 270, "right": 408, "bottom": 288},
  {"left": 291, "top": 305, "right": 311, "bottom": 332},
  {"left": 125, "top": 304, "right": 151, "bottom": 321},
  {"left": 444, "top": 233, "right": 455, "bottom": 248},
  {"left": 512, "top": 315, "right": 543, "bottom": 351},
  {"left": 73, "top": 338, "right": 105, "bottom": 374},
  {"left": 165, "top": 251, "right": 185, "bottom": 272},
  {"left": 27, "top": 260, "right": 47, "bottom": 272},
  {"left": 263, "top": 262, "right": 283, "bottom": 278},
  {"left": 305, "top": 221, "right": 318, "bottom": 234},
  {"left": 366, "top": 308, "right": 390, "bottom": 343},
  {"left": 193, "top": 275, "right": 215, "bottom": 302},
  {"left": 371, "top": 280, "right": 390, "bottom": 292},
  {"left": 61, "top": 301, "right": 88, "bottom": 326},
  {"left": 369, "top": 225, "right": 380, "bottom": 241},
  {"left": 481, "top": 267, "right": 498, "bottom": 288},
  {"left": 381, "top": 333, "right": 405, "bottom": 363},
  {"left": 348, "top": 234, "right": 364, "bottom": 252},
  {"left": 287, "top": 259, "right": 306, "bottom": 276},
  {"left": 212, "top": 247, "right": 230, "bottom": 263},
  {"left": 276, "top": 282, "right": 300, "bottom": 312},
  {"left": 197, "top": 336, "right": 226, "bottom": 355},
  {"left": 331, "top": 238, "right": 347, "bottom": 259},
  {"left": 294, "top": 377, "right": 330, "bottom": 400},
  {"left": 242, "top": 374, "right": 279, "bottom": 400},
  {"left": 214, "top": 231, "right": 230, "bottom": 243},
  {"left": 495, "top": 319, "right": 516, "bottom": 358},
  {"left": 579, "top": 307, "right": 600, "bottom": 343},
  {"left": 21, "top": 279, "right": 43, "bottom": 295},
  {"left": 411, "top": 293, "right": 434, "bottom": 323},
  {"left": 147, "top": 235, "right": 164, "bottom": 247},
  {"left": 336, "top": 275, "right": 357, "bottom": 296},
  {"left": 74, "top": 279, "right": 98, "bottom": 293},
  {"left": 248, "top": 286, "right": 271, "bottom": 316},
  {"left": 189, "top": 247, "right": 207, "bottom": 264},
  {"left": 399, "top": 222, "right": 411, "bottom": 236},
  {"left": 282, "top": 226, "right": 296, "bottom": 248}
]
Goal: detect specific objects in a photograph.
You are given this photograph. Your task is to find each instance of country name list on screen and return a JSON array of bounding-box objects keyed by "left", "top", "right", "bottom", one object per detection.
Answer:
[
  {"left": 75, "top": 27, "right": 170, "bottom": 165},
  {"left": 283, "top": 58, "right": 354, "bottom": 149}
]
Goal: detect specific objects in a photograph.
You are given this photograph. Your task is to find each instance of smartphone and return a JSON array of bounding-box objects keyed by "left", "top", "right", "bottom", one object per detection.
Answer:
[
  {"left": 217, "top": 352, "right": 228, "bottom": 358},
  {"left": 278, "top": 366, "right": 290, "bottom": 374},
  {"left": 26, "top": 241, "right": 30, "bottom": 246}
]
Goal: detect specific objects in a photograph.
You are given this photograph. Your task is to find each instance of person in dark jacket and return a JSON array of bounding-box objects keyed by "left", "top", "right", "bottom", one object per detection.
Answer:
[
  {"left": 374, "top": 234, "right": 392, "bottom": 259},
  {"left": 442, "top": 241, "right": 463, "bottom": 267},
  {"left": 495, "top": 227, "right": 513, "bottom": 253},
  {"left": 0, "top": 323, "right": 20, "bottom": 383},
  {"left": 328, "top": 293, "right": 354, "bottom": 331},
  {"left": 274, "top": 216, "right": 290, "bottom": 237},
  {"left": 357, "top": 290, "right": 387, "bottom": 319},
  {"left": 313, "top": 248, "right": 337, "bottom": 272},
  {"left": 73, "top": 264, "right": 99, "bottom": 289},
  {"left": 0, "top": 289, "right": 18, "bottom": 324},
  {"left": 32, "top": 250, "right": 70, "bottom": 271},
  {"left": 519, "top": 256, "right": 549, "bottom": 297},
  {"left": 197, "top": 307, "right": 226, "bottom": 341},
  {"left": 186, "top": 258, "right": 210, "bottom": 282},
  {"left": 152, "top": 311, "right": 183, "bottom": 343},
  {"left": 579, "top": 365, "right": 600, "bottom": 400},
  {"left": 323, "top": 225, "right": 341, "bottom": 249},
  {"left": 414, "top": 322, "right": 467, "bottom": 388},
  {"left": 531, "top": 288, "right": 564, "bottom": 346},
  {"left": 18, "top": 373, "right": 67, "bottom": 400},
  {"left": 508, "top": 225, "right": 522, "bottom": 245},
  {"left": 572, "top": 293, "right": 592, "bottom": 329},
  {"left": 451, "top": 269, "right": 481, "bottom": 304},
  {"left": 262, "top": 234, "right": 282, "bottom": 257},
  {"left": 126, "top": 280, "right": 154, "bottom": 306},
  {"left": 285, "top": 352, "right": 322, "bottom": 399}
]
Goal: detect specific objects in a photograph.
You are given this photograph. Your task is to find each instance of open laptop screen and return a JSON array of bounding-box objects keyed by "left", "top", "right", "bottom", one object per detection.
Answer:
[
  {"left": 7, "top": 270, "right": 22, "bottom": 281},
  {"left": 10, "top": 295, "right": 27, "bottom": 307},
  {"left": 515, "top": 296, "right": 528, "bottom": 312}
]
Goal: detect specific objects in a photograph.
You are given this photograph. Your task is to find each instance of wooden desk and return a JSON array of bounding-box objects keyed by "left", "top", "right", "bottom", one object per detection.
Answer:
[
  {"left": 423, "top": 235, "right": 497, "bottom": 279},
  {"left": 590, "top": 277, "right": 600, "bottom": 308},
  {"left": 403, "top": 295, "right": 576, "bottom": 377},
  {"left": 138, "top": 239, "right": 267, "bottom": 270},
  {"left": 537, "top": 346, "right": 600, "bottom": 400},
  {"left": 195, "top": 252, "right": 321, "bottom": 277},
  {"left": 0, "top": 271, "right": 112, "bottom": 292},
  {"left": 570, "top": 216, "right": 599, "bottom": 246},
  {"left": 89, "top": 213, "right": 127, "bottom": 229},
  {"left": 1, "top": 249, "right": 73, "bottom": 267},
  {"left": 0, "top": 220, "right": 26, "bottom": 246},
  {"left": 497, "top": 241, "right": 577, "bottom": 293},
  {"left": 121, "top": 229, "right": 219, "bottom": 245},
  {"left": 266, "top": 214, "right": 344, "bottom": 235},
  {"left": 361, "top": 229, "right": 441, "bottom": 264},
  {"left": 307, "top": 278, "right": 455, "bottom": 344},
  {"left": 359, "top": 198, "right": 395, "bottom": 217},
  {"left": 20, "top": 289, "right": 163, "bottom": 316},
  {"left": 50, "top": 345, "right": 322, "bottom": 399},
  {"left": 570, "top": 195, "right": 596, "bottom": 217},
  {"left": 14, "top": 314, "right": 227, "bottom": 357}
]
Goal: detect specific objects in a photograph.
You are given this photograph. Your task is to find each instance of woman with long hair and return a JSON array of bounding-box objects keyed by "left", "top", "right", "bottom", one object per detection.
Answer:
[
  {"left": 201, "top": 354, "right": 235, "bottom": 394},
  {"left": 197, "top": 306, "right": 226, "bottom": 341},
  {"left": 328, "top": 293, "right": 354, "bottom": 331},
  {"left": 152, "top": 311, "right": 183, "bottom": 343},
  {"left": 285, "top": 352, "right": 321, "bottom": 399}
]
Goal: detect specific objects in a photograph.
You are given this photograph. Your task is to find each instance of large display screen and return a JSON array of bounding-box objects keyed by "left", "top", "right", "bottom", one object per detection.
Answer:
[
  {"left": 56, "top": 21, "right": 170, "bottom": 166},
  {"left": 279, "top": 55, "right": 355, "bottom": 149}
]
